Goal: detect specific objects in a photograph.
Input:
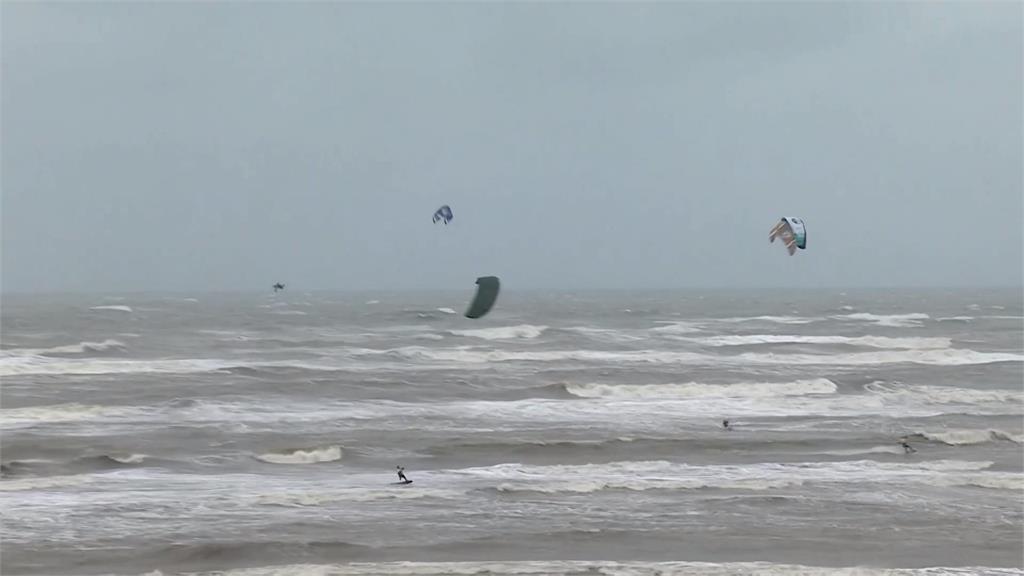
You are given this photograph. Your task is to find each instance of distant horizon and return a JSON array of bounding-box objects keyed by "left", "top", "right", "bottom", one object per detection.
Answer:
[{"left": 2, "top": 283, "right": 1022, "bottom": 298}]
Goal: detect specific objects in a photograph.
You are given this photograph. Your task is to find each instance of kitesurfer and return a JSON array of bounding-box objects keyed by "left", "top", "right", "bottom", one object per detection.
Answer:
[
  {"left": 397, "top": 465, "right": 409, "bottom": 482},
  {"left": 722, "top": 419, "right": 733, "bottom": 431},
  {"left": 899, "top": 437, "right": 916, "bottom": 454}
]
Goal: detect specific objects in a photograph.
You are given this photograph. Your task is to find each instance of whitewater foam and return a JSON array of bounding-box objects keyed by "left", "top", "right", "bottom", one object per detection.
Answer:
[{"left": 436, "top": 307, "right": 457, "bottom": 315}]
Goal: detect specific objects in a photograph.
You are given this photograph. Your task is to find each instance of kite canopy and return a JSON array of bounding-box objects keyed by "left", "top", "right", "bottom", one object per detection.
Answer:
[
  {"left": 465, "top": 276, "right": 500, "bottom": 319},
  {"left": 769, "top": 217, "right": 807, "bottom": 255},
  {"left": 433, "top": 205, "right": 453, "bottom": 225}
]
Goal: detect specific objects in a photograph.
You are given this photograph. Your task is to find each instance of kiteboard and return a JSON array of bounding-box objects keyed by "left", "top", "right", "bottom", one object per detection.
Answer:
[{"left": 392, "top": 479, "right": 413, "bottom": 485}]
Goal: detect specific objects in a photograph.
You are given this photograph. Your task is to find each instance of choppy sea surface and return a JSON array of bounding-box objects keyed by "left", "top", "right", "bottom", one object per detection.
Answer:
[{"left": 1, "top": 289, "right": 1022, "bottom": 576}]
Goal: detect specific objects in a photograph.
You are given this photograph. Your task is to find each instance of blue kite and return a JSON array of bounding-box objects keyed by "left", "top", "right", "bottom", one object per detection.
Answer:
[{"left": 432, "top": 205, "right": 453, "bottom": 225}]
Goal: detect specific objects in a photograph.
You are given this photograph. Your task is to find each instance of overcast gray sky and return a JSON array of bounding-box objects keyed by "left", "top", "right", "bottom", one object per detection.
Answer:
[{"left": 2, "top": 1, "right": 1021, "bottom": 293}]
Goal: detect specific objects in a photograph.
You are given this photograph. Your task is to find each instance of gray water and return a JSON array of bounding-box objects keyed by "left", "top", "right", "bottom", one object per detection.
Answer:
[{"left": 1, "top": 289, "right": 1022, "bottom": 576}]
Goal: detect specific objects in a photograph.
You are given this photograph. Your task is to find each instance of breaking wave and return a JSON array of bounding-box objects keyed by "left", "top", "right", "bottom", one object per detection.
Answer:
[
  {"left": 1, "top": 339, "right": 126, "bottom": 357},
  {"left": 1, "top": 403, "right": 125, "bottom": 425},
  {"left": 0, "top": 356, "right": 237, "bottom": 377},
  {"left": 255, "top": 445, "right": 343, "bottom": 465},
  {"left": 837, "top": 313, "right": 930, "bottom": 327},
  {"left": 563, "top": 379, "right": 837, "bottom": 400},
  {"left": 651, "top": 321, "right": 702, "bottom": 335},
  {"left": 820, "top": 446, "right": 906, "bottom": 456},
  {"left": 356, "top": 346, "right": 1023, "bottom": 367},
  {"left": 719, "top": 316, "right": 817, "bottom": 325},
  {"left": 464, "top": 459, "right": 1005, "bottom": 495},
  {"left": 0, "top": 474, "right": 94, "bottom": 492},
  {"left": 449, "top": 325, "right": 548, "bottom": 340},
  {"left": 89, "top": 305, "right": 133, "bottom": 313},
  {"left": 916, "top": 429, "right": 1023, "bottom": 446},
  {"left": 196, "top": 562, "right": 1024, "bottom": 576},
  {"left": 686, "top": 335, "right": 951, "bottom": 349},
  {"left": 254, "top": 486, "right": 461, "bottom": 507}
]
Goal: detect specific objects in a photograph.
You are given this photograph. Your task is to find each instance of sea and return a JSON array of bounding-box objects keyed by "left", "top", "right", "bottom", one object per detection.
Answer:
[{"left": 1, "top": 288, "right": 1022, "bottom": 576}]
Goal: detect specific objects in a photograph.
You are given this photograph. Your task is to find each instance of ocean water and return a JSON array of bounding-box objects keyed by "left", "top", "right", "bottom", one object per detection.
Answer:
[{"left": 1, "top": 289, "right": 1022, "bottom": 576}]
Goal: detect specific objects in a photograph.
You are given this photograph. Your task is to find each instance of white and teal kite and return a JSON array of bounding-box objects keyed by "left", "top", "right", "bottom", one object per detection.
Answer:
[{"left": 769, "top": 217, "right": 807, "bottom": 255}]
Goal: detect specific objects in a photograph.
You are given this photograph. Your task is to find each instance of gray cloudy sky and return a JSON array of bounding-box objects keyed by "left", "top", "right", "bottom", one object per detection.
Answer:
[{"left": 2, "top": 1, "right": 1021, "bottom": 293}]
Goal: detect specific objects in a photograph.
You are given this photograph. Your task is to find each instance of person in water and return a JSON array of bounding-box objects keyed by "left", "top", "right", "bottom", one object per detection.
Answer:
[
  {"left": 899, "top": 437, "right": 916, "bottom": 454},
  {"left": 722, "top": 419, "right": 733, "bottom": 430},
  {"left": 397, "top": 465, "right": 409, "bottom": 482}
]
